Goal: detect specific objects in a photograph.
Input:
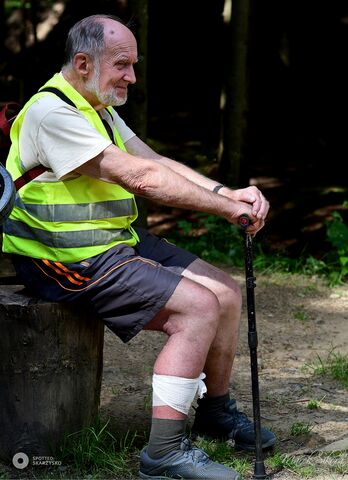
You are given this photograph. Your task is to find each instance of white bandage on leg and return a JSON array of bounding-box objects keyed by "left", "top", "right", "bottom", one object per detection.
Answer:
[{"left": 152, "top": 372, "right": 207, "bottom": 415}]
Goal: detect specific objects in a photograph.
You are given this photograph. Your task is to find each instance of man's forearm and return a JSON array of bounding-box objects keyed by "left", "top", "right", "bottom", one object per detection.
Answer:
[
  {"left": 127, "top": 157, "right": 265, "bottom": 233},
  {"left": 124, "top": 136, "right": 224, "bottom": 193},
  {"left": 130, "top": 160, "right": 241, "bottom": 222},
  {"left": 82, "top": 145, "right": 245, "bottom": 224},
  {"left": 76, "top": 143, "right": 265, "bottom": 234},
  {"left": 156, "top": 156, "right": 223, "bottom": 193},
  {"left": 122, "top": 136, "right": 267, "bottom": 233}
]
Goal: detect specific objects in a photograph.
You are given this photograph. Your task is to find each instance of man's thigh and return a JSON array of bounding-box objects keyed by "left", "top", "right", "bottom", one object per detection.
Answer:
[
  {"left": 12, "top": 241, "right": 186, "bottom": 343},
  {"left": 12, "top": 230, "right": 202, "bottom": 342},
  {"left": 181, "top": 258, "right": 241, "bottom": 301},
  {"left": 135, "top": 227, "right": 197, "bottom": 273},
  {"left": 136, "top": 228, "right": 240, "bottom": 302}
]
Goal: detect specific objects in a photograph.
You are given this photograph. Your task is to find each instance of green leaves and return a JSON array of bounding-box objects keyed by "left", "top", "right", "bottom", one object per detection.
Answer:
[
  {"left": 325, "top": 210, "right": 348, "bottom": 285},
  {"left": 326, "top": 211, "right": 348, "bottom": 251},
  {"left": 169, "top": 208, "right": 348, "bottom": 286},
  {"left": 173, "top": 214, "right": 244, "bottom": 266}
]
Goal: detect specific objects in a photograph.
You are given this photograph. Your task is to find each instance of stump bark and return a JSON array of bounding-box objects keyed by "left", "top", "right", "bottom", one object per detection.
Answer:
[{"left": 0, "top": 285, "right": 104, "bottom": 461}]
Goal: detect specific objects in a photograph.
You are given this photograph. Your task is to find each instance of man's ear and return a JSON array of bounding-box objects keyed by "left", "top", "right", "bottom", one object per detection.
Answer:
[{"left": 73, "top": 53, "right": 92, "bottom": 77}]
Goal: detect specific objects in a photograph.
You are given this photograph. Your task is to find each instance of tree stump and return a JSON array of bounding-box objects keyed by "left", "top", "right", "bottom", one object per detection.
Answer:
[{"left": 0, "top": 285, "right": 104, "bottom": 461}]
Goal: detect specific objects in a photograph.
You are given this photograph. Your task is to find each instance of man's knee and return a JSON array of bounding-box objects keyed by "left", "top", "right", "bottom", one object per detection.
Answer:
[
  {"left": 182, "top": 259, "right": 242, "bottom": 313},
  {"left": 147, "top": 277, "right": 220, "bottom": 338},
  {"left": 181, "top": 281, "right": 220, "bottom": 334},
  {"left": 217, "top": 271, "right": 242, "bottom": 312}
]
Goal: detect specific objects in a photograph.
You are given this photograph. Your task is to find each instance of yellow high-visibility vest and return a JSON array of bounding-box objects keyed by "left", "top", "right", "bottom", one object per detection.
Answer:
[{"left": 2, "top": 73, "right": 139, "bottom": 262}]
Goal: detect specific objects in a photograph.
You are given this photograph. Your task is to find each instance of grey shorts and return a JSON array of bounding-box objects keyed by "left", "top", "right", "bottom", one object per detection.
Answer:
[{"left": 12, "top": 228, "right": 198, "bottom": 342}]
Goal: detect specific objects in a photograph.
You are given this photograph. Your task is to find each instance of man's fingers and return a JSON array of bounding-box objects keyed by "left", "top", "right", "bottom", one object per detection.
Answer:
[
  {"left": 254, "top": 194, "right": 269, "bottom": 219},
  {"left": 236, "top": 187, "right": 269, "bottom": 219},
  {"left": 246, "top": 217, "right": 265, "bottom": 235}
]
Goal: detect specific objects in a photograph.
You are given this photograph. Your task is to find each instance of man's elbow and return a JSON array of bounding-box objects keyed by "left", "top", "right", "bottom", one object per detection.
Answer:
[{"left": 123, "top": 166, "right": 160, "bottom": 197}]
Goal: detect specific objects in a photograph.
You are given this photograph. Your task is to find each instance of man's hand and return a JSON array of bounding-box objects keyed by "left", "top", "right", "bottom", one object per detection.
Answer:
[{"left": 218, "top": 186, "right": 270, "bottom": 235}]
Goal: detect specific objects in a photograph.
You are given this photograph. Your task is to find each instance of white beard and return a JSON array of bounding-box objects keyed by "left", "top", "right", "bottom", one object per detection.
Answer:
[{"left": 85, "top": 64, "right": 127, "bottom": 107}]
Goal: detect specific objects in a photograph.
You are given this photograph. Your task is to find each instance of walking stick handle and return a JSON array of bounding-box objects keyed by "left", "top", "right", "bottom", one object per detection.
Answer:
[{"left": 238, "top": 214, "right": 251, "bottom": 230}]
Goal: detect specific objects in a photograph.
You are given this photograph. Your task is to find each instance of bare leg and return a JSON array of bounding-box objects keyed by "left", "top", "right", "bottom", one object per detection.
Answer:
[
  {"left": 144, "top": 276, "right": 221, "bottom": 419},
  {"left": 181, "top": 259, "right": 242, "bottom": 396}
]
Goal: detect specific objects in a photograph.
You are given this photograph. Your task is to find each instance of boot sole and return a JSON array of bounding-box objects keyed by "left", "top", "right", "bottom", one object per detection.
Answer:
[
  {"left": 235, "top": 437, "right": 276, "bottom": 452},
  {"left": 192, "top": 432, "right": 276, "bottom": 452},
  {"left": 139, "top": 471, "right": 240, "bottom": 480},
  {"left": 139, "top": 472, "right": 175, "bottom": 479}
]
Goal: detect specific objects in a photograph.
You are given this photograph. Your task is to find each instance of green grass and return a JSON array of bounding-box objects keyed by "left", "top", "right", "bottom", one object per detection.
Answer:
[
  {"left": 1, "top": 431, "right": 347, "bottom": 479},
  {"left": 0, "top": 467, "right": 9, "bottom": 480},
  {"left": 304, "top": 349, "right": 348, "bottom": 388},
  {"left": 294, "top": 307, "right": 309, "bottom": 321},
  {"left": 194, "top": 438, "right": 252, "bottom": 477},
  {"left": 331, "top": 452, "right": 348, "bottom": 474},
  {"left": 266, "top": 452, "right": 316, "bottom": 477},
  {"left": 193, "top": 442, "right": 347, "bottom": 479},
  {"left": 265, "top": 450, "right": 348, "bottom": 477},
  {"left": 290, "top": 421, "right": 313, "bottom": 437},
  {"left": 57, "top": 419, "right": 141, "bottom": 479},
  {"left": 306, "top": 399, "right": 321, "bottom": 410}
]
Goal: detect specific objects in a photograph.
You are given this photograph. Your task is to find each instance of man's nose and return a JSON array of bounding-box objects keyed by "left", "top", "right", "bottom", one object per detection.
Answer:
[{"left": 125, "top": 65, "right": 136, "bottom": 84}]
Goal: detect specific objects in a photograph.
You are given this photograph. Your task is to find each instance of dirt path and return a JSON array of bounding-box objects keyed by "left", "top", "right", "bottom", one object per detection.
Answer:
[{"left": 100, "top": 269, "right": 348, "bottom": 479}]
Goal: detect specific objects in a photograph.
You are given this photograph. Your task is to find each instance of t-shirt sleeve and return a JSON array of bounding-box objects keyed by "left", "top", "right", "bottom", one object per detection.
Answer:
[{"left": 36, "top": 106, "right": 112, "bottom": 179}]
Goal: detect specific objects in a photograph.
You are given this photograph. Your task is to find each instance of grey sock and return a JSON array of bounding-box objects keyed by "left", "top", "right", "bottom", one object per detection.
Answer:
[{"left": 147, "top": 418, "right": 187, "bottom": 459}]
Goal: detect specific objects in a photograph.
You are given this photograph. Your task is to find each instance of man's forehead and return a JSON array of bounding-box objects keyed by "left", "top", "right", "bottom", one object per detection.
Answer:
[
  {"left": 102, "top": 21, "right": 137, "bottom": 58},
  {"left": 101, "top": 19, "right": 135, "bottom": 43},
  {"left": 104, "top": 42, "right": 138, "bottom": 61}
]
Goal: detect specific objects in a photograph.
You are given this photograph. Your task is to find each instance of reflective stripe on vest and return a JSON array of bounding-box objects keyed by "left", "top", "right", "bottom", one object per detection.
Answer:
[
  {"left": 2, "top": 73, "right": 139, "bottom": 262},
  {"left": 13, "top": 196, "right": 135, "bottom": 222},
  {"left": 3, "top": 220, "right": 133, "bottom": 248}
]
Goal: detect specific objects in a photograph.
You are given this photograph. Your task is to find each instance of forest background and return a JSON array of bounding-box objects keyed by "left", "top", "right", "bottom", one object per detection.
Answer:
[{"left": 1, "top": 0, "right": 348, "bottom": 272}]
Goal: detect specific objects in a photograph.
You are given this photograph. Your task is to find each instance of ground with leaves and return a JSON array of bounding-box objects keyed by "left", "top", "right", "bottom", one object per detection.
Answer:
[{"left": 101, "top": 270, "right": 348, "bottom": 479}]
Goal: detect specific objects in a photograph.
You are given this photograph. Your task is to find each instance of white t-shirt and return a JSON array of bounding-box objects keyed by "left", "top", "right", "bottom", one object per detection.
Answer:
[{"left": 19, "top": 95, "right": 136, "bottom": 181}]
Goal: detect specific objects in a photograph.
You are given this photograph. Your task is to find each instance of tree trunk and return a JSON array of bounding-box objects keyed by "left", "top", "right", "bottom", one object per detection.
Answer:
[
  {"left": 127, "top": 0, "right": 149, "bottom": 227},
  {"left": 219, "top": 0, "right": 252, "bottom": 187},
  {"left": 0, "top": 286, "right": 104, "bottom": 461},
  {"left": 128, "top": 0, "right": 148, "bottom": 140},
  {"left": 0, "top": 0, "right": 5, "bottom": 50}
]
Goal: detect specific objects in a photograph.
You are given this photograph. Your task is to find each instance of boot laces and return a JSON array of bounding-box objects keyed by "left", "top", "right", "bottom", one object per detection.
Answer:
[
  {"left": 225, "top": 400, "right": 254, "bottom": 432},
  {"left": 180, "top": 437, "right": 210, "bottom": 464}
]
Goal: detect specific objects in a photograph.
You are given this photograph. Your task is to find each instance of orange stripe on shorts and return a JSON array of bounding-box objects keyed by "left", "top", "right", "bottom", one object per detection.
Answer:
[{"left": 41, "top": 259, "right": 83, "bottom": 286}]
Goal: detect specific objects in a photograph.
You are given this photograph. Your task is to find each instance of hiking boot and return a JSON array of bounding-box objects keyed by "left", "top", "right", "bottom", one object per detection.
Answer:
[
  {"left": 139, "top": 436, "right": 240, "bottom": 479},
  {"left": 192, "top": 398, "right": 276, "bottom": 452}
]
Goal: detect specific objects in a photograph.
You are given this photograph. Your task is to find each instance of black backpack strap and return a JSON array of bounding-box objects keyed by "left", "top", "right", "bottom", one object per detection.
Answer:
[
  {"left": 41, "top": 87, "right": 114, "bottom": 143},
  {"left": 39, "top": 87, "right": 77, "bottom": 108},
  {"left": 100, "top": 118, "right": 115, "bottom": 143}
]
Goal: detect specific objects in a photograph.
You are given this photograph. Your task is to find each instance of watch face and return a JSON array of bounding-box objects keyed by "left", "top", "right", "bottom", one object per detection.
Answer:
[{"left": 0, "top": 163, "right": 15, "bottom": 225}]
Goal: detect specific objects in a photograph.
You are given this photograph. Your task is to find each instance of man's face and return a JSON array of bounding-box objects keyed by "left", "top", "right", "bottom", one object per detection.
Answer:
[{"left": 85, "top": 22, "right": 138, "bottom": 107}]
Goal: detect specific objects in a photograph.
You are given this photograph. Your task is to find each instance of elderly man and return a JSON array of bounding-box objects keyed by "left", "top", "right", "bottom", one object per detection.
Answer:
[{"left": 2, "top": 14, "right": 275, "bottom": 479}]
